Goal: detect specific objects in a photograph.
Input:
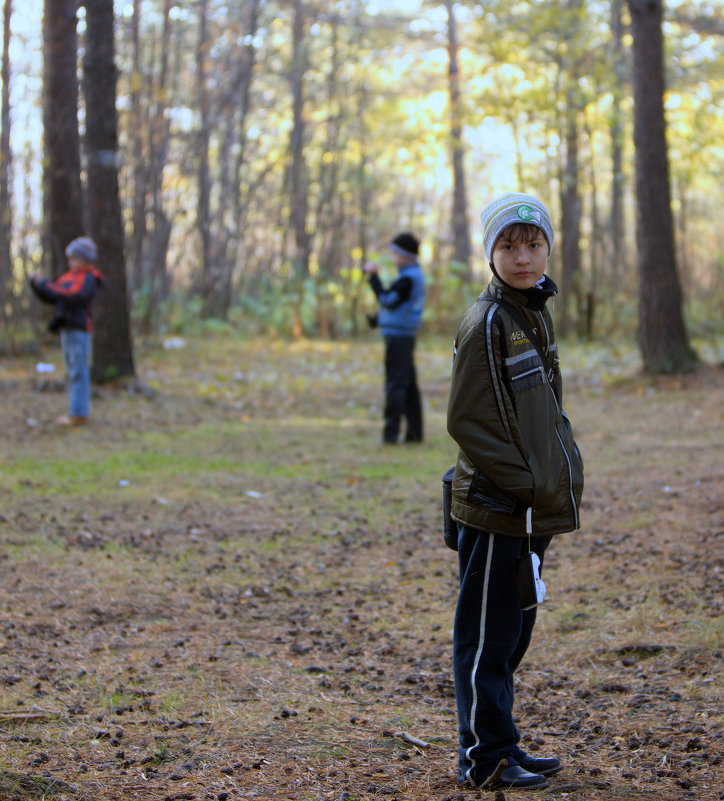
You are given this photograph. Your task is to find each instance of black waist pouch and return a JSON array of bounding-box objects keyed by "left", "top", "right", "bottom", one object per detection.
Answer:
[{"left": 442, "top": 467, "right": 457, "bottom": 550}]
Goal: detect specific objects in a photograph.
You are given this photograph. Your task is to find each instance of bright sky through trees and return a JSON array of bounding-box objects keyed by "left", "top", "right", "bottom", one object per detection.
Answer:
[
  {"left": 4, "top": 1, "right": 721, "bottom": 277},
  {"left": 7, "top": 0, "right": 43, "bottom": 150},
  {"left": 4, "top": 0, "right": 520, "bottom": 209}
]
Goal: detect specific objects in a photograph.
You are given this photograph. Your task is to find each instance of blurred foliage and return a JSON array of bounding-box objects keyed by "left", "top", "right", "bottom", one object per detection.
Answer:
[{"left": 4, "top": 0, "right": 724, "bottom": 354}]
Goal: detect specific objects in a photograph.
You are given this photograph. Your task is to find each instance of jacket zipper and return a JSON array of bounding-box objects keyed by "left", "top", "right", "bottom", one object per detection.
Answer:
[{"left": 539, "top": 359, "right": 580, "bottom": 529}]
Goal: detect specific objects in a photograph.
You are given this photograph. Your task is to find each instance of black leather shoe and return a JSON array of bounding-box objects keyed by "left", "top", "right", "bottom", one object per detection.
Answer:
[
  {"left": 493, "top": 765, "right": 548, "bottom": 789},
  {"left": 517, "top": 753, "right": 562, "bottom": 777}
]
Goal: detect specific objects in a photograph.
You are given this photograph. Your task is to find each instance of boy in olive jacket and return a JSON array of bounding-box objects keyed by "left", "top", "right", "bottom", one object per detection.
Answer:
[{"left": 447, "top": 194, "right": 584, "bottom": 790}]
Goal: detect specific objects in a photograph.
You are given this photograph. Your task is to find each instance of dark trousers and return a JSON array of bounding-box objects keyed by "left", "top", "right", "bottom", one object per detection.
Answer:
[
  {"left": 383, "top": 335, "right": 422, "bottom": 443},
  {"left": 453, "top": 524, "right": 549, "bottom": 786}
]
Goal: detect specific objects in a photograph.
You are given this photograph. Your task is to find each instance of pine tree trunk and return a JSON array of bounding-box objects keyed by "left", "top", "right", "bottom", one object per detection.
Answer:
[
  {"left": 142, "top": 0, "right": 174, "bottom": 328},
  {"left": 609, "top": 0, "right": 627, "bottom": 287},
  {"left": 352, "top": 79, "right": 371, "bottom": 337},
  {"left": 627, "top": 0, "right": 696, "bottom": 373},
  {"left": 558, "top": 105, "right": 581, "bottom": 337},
  {"left": 210, "top": 0, "right": 260, "bottom": 320},
  {"left": 289, "top": 0, "right": 310, "bottom": 278},
  {"left": 584, "top": 118, "right": 601, "bottom": 341},
  {"left": 127, "top": 0, "right": 147, "bottom": 296},
  {"left": 84, "top": 0, "right": 135, "bottom": 382},
  {"left": 315, "top": 15, "right": 343, "bottom": 292},
  {"left": 445, "top": 0, "right": 471, "bottom": 279},
  {"left": 42, "top": 0, "right": 83, "bottom": 278},
  {"left": 196, "top": 0, "right": 214, "bottom": 309},
  {"left": 0, "top": 0, "right": 13, "bottom": 311}
]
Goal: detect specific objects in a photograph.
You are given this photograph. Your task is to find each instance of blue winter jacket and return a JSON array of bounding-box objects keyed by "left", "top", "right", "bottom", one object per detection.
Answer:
[{"left": 369, "top": 262, "right": 425, "bottom": 338}]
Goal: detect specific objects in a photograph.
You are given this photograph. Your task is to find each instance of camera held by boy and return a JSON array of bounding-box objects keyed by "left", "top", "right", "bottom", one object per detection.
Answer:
[{"left": 446, "top": 193, "right": 584, "bottom": 790}]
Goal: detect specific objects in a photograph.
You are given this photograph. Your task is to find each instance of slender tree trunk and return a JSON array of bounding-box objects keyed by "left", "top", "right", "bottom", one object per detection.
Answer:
[
  {"left": 287, "top": 0, "right": 311, "bottom": 338},
  {"left": 445, "top": 0, "right": 471, "bottom": 278},
  {"left": 20, "top": 146, "right": 42, "bottom": 338},
  {"left": 128, "top": 0, "right": 147, "bottom": 296},
  {"left": 42, "top": 0, "right": 83, "bottom": 277},
  {"left": 558, "top": 103, "right": 581, "bottom": 336},
  {"left": 225, "top": 0, "right": 261, "bottom": 312},
  {"left": 676, "top": 177, "right": 688, "bottom": 277},
  {"left": 315, "top": 15, "right": 342, "bottom": 267},
  {"left": 609, "top": 0, "right": 627, "bottom": 287},
  {"left": 197, "top": 0, "right": 214, "bottom": 309},
  {"left": 84, "top": 0, "right": 135, "bottom": 381},
  {"left": 211, "top": 0, "right": 260, "bottom": 319},
  {"left": 351, "top": 81, "right": 370, "bottom": 337},
  {"left": 0, "top": 0, "right": 12, "bottom": 311},
  {"left": 314, "top": 16, "right": 346, "bottom": 337},
  {"left": 212, "top": 49, "right": 237, "bottom": 319},
  {"left": 355, "top": 83, "right": 370, "bottom": 267},
  {"left": 627, "top": 0, "right": 696, "bottom": 373},
  {"left": 141, "top": 0, "right": 173, "bottom": 329},
  {"left": 230, "top": 0, "right": 260, "bottom": 224},
  {"left": 289, "top": 0, "right": 310, "bottom": 278},
  {"left": 584, "top": 117, "right": 601, "bottom": 341}
]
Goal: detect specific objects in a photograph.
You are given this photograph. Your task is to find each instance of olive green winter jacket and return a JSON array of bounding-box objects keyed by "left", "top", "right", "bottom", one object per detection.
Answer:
[{"left": 447, "top": 275, "right": 584, "bottom": 538}]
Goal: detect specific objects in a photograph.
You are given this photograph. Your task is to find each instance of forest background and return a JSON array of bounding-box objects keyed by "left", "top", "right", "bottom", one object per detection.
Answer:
[
  {"left": 0, "top": 0, "right": 723, "bottom": 366},
  {"left": 1, "top": 3, "right": 723, "bottom": 800}
]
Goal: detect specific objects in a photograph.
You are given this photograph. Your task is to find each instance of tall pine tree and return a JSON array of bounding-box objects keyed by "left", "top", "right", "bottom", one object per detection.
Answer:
[
  {"left": 628, "top": 0, "right": 697, "bottom": 373},
  {"left": 84, "top": 0, "right": 135, "bottom": 381}
]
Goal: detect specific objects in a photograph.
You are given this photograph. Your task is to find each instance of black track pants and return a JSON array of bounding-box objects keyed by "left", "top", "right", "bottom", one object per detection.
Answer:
[
  {"left": 453, "top": 524, "right": 549, "bottom": 785},
  {"left": 383, "top": 335, "right": 422, "bottom": 443}
]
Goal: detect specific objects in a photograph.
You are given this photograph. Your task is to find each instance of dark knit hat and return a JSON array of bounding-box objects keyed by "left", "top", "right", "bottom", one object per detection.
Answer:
[
  {"left": 390, "top": 232, "right": 420, "bottom": 259},
  {"left": 65, "top": 236, "right": 98, "bottom": 264}
]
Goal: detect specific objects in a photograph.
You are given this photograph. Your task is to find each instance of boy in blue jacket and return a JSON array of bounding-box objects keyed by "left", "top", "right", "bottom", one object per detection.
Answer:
[
  {"left": 364, "top": 232, "right": 425, "bottom": 443},
  {"left": 30, "top": 237, "right": 103, "bottom": 426}
]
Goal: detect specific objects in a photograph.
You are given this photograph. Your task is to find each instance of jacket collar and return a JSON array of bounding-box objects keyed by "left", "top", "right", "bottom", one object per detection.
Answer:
[
  {"left": 486, "top": 274, "right": 558, "bottom": 312},
  {"left": 64, "top": 265, "right": 104, "bottom": 283}
]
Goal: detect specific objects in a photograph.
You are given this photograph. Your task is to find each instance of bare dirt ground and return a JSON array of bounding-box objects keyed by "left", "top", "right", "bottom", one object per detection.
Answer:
[{"left": 0, "top": 336, "right": 722, "bottom": 801}]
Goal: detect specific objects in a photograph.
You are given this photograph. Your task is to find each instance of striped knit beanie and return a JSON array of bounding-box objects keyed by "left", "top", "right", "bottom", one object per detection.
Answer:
[
  {"left": 480, "top": 193, "right": 554, "bottom": 264},
  {"left": 65, "top": 236, "right": 98, "bottom": 264}
]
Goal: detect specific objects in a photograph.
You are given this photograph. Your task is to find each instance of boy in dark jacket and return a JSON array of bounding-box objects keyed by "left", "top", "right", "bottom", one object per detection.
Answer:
[
  {"left": 30, "top": 237, "right": 103, "bottom": 426},
  {"left": 364, "top": 232, "right": 425, "bottom": 443},
  {"left": 447, "top": 194, "right": 584, "bottom": 790}
]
